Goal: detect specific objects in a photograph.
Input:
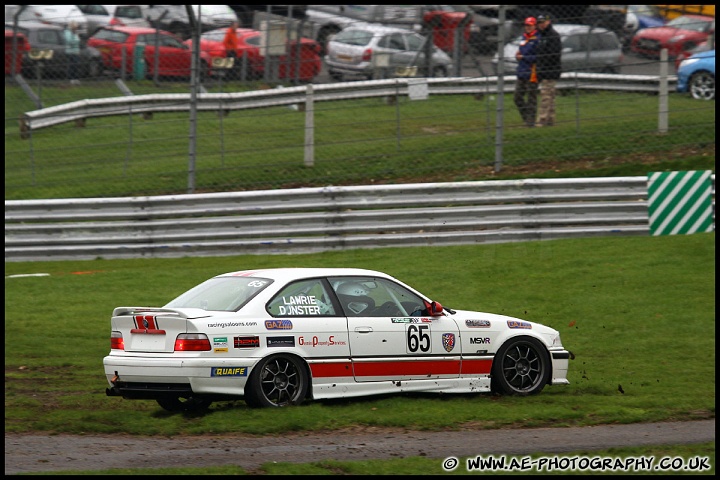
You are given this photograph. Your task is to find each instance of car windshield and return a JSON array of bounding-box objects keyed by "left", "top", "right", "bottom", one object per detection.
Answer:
[
  {"left": 334, "top": 29, "right": 373, "bottom": 46},
  {"left": 628, "top": 5, "right": 662, "bottom": 17},
  {"left": 668, "top": 16, "right": 711, "bottom": 32},
  {"left": 164, "top": 276, "right": 273, "bottom": 311}
]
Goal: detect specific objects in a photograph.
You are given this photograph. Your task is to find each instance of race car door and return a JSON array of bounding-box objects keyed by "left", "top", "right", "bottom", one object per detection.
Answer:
[{"left": 330, "top": 276, "right": 461, "bottom": 382}]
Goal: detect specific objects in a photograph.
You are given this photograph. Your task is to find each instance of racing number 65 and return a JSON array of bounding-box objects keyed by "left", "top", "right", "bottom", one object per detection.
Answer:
[{"left": 407, "top": 324, "right": 430, "bottom": 352}]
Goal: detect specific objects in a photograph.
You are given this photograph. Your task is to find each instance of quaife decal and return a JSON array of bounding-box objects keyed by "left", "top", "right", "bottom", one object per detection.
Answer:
[
  {"left": 442, "top": 333, "right": 456, "bottom": 352},
  {"left": 265, "top": 319, "right": 293, "bottom": 330},
  {"left": 210, "top": 366, "right": 248, "bottom": 377},
  {"left": 507, "top": 320, "right": 532, "bottom": 329},
  {"left": 267, "top": 336, "right": 295, "bottom": 347},
  {"left": 234, "top": 336, "right": 260, "bottom": 348},
  {"left": 466, "top": 319, "right": 491, "bottom": 328}
]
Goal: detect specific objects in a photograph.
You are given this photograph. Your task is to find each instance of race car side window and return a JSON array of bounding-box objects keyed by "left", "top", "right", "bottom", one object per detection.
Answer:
[
  {"left": 329, "top": 277, "right": 427, "bottom": 317},
  {"left": 266, "top": 279, "right": 338, "bottom": 317}
]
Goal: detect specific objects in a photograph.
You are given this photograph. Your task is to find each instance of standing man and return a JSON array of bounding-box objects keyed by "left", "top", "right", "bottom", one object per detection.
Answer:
[
  {"left": 64, "top": 21, "right": 81, "bottom": 85},
  {"left": 223, "top": 21, "right": 239, "bottom": 79},
  {"left": 535, "top": 13, "right": 562, "bottom": 127},
  {"left": 513, "top": 17, "right": 540, "bottom": 127}
]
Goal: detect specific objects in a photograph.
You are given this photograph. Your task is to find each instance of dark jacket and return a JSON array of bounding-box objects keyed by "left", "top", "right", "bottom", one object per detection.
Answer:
[
  {"left": 515, "top": 30, "right": 539, "bottom": 81},
  {"left": 536, "top": 24, "right": 562, "bottom": 80}
]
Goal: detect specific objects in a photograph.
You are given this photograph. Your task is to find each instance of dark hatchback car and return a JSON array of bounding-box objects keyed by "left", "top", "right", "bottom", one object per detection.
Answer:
[{"left": 4, "top": 20, "right": 104, "bottom": 79}]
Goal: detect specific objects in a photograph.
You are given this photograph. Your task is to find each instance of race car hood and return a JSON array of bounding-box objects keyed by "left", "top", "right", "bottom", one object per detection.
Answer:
[{"left": 449, "top": 308, "right": 560, "bottom": 336}]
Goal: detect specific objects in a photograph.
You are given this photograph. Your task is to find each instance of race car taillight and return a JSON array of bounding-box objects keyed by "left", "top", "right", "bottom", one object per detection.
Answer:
[
  {"left": 362, "top": 48, "right": 372, "bottom": 62},
  {"left": 110, "top": 331, "right": 124, "bottom": 350},
  {"left": 174, "top": 333, "right": 211, "bottom": 351}
]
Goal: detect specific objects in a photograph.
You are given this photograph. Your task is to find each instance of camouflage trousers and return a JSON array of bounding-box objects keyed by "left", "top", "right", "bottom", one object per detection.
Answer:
[{"left": 536, "top": 79, "right": 557, "bottom": 126}]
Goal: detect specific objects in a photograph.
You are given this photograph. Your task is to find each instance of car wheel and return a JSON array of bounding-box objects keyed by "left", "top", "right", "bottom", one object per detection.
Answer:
[
  {"left": 328, "top": 69, "right": 343, "bottom": 81},
  {"left": 245, "top": 354, "right": 308, "bottom": 408},
  {"left": 86, "top": 59, "right": 103, "bottom": 78},
  {"left": 432, "top": 66, "right": 449, "bottom": 78},
  {"left": 198, "top": 60, "right": 208, "bottom": 82},
  {"left": 689, "top": 71, "right": 715, "bottom": 100},
  {"left": 491, "top": 336, "right": 550, "bottom": 395},
  {"left": 156, "top": 395, "right": 212, "bottom": 412}
]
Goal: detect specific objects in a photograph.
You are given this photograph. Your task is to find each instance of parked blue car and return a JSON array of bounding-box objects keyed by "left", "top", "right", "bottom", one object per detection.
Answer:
[{"left": 676, "top": 49, "right": 715, "bottom": 100}]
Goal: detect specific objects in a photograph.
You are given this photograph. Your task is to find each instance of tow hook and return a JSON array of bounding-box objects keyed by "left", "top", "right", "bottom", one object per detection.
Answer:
[{"left": 111, "top": 371, "right": 120, "bottom": 384}]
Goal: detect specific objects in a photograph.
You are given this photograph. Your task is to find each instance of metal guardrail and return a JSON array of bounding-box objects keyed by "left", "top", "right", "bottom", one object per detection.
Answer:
[
  {"left": 5, "top": 176, "right": 689, "bottom": 262},
  {"left": 19, "top": 73, "right": 676, "bottom": 133}
]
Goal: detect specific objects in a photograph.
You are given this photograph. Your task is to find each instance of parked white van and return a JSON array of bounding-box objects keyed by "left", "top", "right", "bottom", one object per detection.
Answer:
[{"left": 5, "top": 5, "right": 89, "bottom": 38}]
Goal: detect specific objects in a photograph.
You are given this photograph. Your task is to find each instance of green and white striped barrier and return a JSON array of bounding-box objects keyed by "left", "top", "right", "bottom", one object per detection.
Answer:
[{"left": 648, "top": 170, "right": 714, "bottom": 236}]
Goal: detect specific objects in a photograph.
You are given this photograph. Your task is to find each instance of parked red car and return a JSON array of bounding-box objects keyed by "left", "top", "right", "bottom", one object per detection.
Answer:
[
  {"left": 4, "top": 29, "right": 29, "bottom": 75},
  {"left": 87, "top": 26, "right": 212, "bottom": 79},
  {"left": 184, "top": 27, "right": 322, "bottom": 82},
  {"left": 630, "top": 14, "right": 714, "bottom": 59}
]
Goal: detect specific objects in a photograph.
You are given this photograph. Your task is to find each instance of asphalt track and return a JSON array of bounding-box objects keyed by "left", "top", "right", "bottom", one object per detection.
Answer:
[{"left": 5, "top": 419, "right": 714, "bottom": 474}]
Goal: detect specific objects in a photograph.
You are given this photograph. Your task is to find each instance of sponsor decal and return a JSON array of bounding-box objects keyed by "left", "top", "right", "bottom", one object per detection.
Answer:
[
  {"left": 265, "top": 319, "right": 293, "bottom": 330},
  {"left": 234, "top": 336, "right": 260, "bottom": 348},
  {"left": 210, "top": 366, "right": 248, "bottom": 377},
  {"left": 267, "top": 336, "right": 296, "bottom": 348},
  {"left": 507, "top": 320, "right": 532, "bottom": 329},
  {"left": 213, "top": 337, "right": 229, "bottom": 352},
  {"left": 470, "top": 337, "right": 490, "bottom": 344},
  {"left": 391, "top": 317, "right": 433, "bottom": 324},
  {"left": 466, "top": 319, "right": 491, "bottom": 328},
  {"left": 298, "top": 335, "right": 347, "bottom": 347},
  {"left": 442, "top": 333, "right": 456, "bottom": 352},
  {"left": 208, "top": 321, "right": 258, "bottom": 328},
  {"left": 391, "top": 317, "right": 413, "bottom": 323}
]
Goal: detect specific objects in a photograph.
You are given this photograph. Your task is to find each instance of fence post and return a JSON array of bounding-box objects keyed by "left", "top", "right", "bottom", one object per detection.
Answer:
[
  {"left": 658, "top": 48, "right": 669, "bottom": 134},
  {"left": 304, "top": 83, "right": 314, "bottom": 167}
]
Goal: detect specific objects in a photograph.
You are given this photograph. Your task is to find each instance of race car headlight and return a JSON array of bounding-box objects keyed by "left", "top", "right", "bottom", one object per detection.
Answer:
[{"left": 551, "top": 334, "right": 563, "bottom": 348}]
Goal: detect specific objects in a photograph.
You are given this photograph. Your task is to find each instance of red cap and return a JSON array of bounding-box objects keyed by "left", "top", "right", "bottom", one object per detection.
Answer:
[{"left": 524, "top": 17, "right": 537, "bottom": 26}]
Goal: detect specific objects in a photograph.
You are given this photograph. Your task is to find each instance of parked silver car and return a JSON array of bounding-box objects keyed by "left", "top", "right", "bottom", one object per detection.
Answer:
[
  {"left": 493, "top": 24, "right": 623, "bottom": 75},
  {"left": 325, "top": 23, "right": 454, "bottom": 81}
]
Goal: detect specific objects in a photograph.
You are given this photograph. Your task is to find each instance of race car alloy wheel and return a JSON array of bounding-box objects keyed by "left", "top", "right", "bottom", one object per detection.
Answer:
[
  {"left": 491, "top": 337, "right": 551, "bottom": 395},
  {"left": 156, "top": 395, "right": 213, "bottom": 412},
  {"left": 245, "top": 354, "right": 309, "bottom": 407},
  {"left": 689, "top": 71, "right": 715, "bottom": 100}
]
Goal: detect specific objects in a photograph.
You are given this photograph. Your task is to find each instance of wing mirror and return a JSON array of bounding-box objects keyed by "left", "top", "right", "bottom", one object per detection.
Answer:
[{"left": 426, "top": 300, "right": 444, "bottom": 316}]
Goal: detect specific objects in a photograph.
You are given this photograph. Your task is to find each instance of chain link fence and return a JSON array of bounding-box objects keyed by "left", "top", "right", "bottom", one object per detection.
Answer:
[{"left": 4, "top": 5, "right": 716, "bottom": 200}]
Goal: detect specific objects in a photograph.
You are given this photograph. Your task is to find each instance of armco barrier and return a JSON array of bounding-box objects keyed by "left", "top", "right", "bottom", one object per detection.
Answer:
[
  {"left": 19, "top": 73, "right": 675, "bottom": 133},
  {"left": 8, "top": 176, "right": 713, "bottom": 262}
]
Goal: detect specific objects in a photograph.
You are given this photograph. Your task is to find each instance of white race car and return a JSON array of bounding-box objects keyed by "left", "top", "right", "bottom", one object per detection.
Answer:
[{"left": 104, "top": 268, "right": 572, "bottom": 410}]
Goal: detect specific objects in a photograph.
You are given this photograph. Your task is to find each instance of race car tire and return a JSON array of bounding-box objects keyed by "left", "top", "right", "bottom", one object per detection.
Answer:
[
  {"left": 689, "top": 71, "right": 715, "bottom": 101},
  {"left": 156, "top": 395, "right": 213, "bottom": 412},
  {"left": 245, "top": 354, "right": 309, "bottom": 408},
  {"left": 491, "top": 336, "right": 550, "bottom": 395}
]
